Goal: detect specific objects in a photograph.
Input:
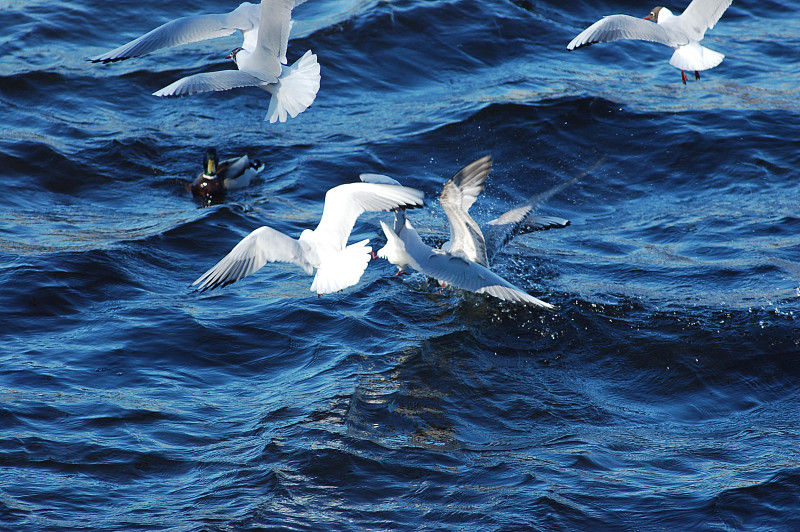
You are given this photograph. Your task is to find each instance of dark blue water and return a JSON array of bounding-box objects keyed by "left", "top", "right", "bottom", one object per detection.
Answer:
[{"left": 2, "top": 0, "right": 799, "bottom": 529}]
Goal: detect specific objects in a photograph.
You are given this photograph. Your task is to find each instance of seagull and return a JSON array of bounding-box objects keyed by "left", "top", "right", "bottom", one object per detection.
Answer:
[
  {"left": 379, "top": 219, "right": 555, "bottom": 309},
  {"left": 362, "top": 156, "right": 583, "bottom": 307},
  {"left": 437, "top": 155, "right": 493, "bottom": 266},
  {"left": 566, "top": 0, "right": 733, "bottom": 84},
  {"left": 192, "top": 182, "right": 424, "bottom": 296},
  {"left": 358, "top": 172, "right": 411, "bottom": 268},
  {"left": 91, "top": 0, "right": 320, "bottom": 122},
  {"left": 362, "top": 156, "right": 573, "bottom": 273}
]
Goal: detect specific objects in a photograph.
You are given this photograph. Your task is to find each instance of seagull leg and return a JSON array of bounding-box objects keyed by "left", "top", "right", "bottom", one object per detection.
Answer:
[
  {"left": 694, "top": 70, "right": 700, "bottom": 81},
  {"left": 681, "top": 70, "right": 688, "bottom": 85},
  {"left": 369, "top": 251, "right": 377, "bottom": 260},
  {"left": 395, "top": 270, "right": 409, "bottom": 277}
]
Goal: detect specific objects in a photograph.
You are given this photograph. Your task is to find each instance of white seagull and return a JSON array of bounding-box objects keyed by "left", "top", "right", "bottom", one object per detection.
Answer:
[
  {"left": 567, "top": 0, "right": 733, "bottom": 84},
  {"left": 379, "top": 219, "right": 556, "bottom": 309},
  {"left": 91, "top": 0, "right": 320, "bottom": 122},
  {"left": 192, "top": 182, "right": 424, "bottom": 296},
  {"left": 362, "top": 156, "right": 571, "bottom": 273},
  {"left": 362, "top": 156, "right": 575, "bottom": 308}
]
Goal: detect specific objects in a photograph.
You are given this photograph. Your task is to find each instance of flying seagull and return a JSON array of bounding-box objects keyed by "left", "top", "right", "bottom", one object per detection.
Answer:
[
  {"left": 91, "top": 0, "right": 320, "bottom": 122},
  {"left": 567, "top": 0, "right": 733, "bottom": 84},
  {"left": 362, "top": 156, "right": 574, "bottom": 273},
  {"left": 192, "top": 182, "right": 424, "bottom": 296},
  {"left": 363, "top": 156, "right": 582, "bottom": 307},
  {"left": 379, "top": 219, "right": 556, "bottom": 309}
]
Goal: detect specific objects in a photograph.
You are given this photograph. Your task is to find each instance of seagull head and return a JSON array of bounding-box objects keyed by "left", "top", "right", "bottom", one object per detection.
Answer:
[
  {"left": 226, "top": 47, "right": 244, "bottom": 64},
  {"left": 644, "top": 6, "right": 663, "bottom": 21}
]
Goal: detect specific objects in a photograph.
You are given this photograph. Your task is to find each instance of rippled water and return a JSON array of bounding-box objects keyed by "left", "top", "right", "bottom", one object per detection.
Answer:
[{"left": 2, "top": 0, "right": 799, "bottom": 529}]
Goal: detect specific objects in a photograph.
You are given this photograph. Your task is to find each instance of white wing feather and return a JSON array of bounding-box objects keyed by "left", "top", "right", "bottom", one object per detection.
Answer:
[
  {"left": 567, "top": 15, "right": 688, "bottom": 50},
  {"left": 310, "top": 183, "right": 424, "bottom": 251},
  {"left": 359, "top": 174, "right": 407, "bottom": 234},
  {"left": 192, "top": 226, "right": 315, "bottom": 292},
  {"left": 249, "top": 0, "right": 295, "bottom": 78},
  {"left": 679, "top": 0, "right": 733, "bottom": 41},
  {"left": 91, "top": 3, "right": 260, "bottom": 63},
  {"left": 153, "top": 70, "right": 274, "bottom": 97},
  {"left": 359, "top": 173, "right": 401, "bottom": 186},
  {"left": 397, "top": 221, "right": 554, "bottom": 309},
  {"left": 439, "top": 155, "right": 491, "bottom": 266}
]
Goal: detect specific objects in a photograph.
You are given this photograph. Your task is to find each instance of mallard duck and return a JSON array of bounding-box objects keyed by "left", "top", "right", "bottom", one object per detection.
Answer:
[{"left": 189, "top": 148, "right": 264, "bottom": 198}]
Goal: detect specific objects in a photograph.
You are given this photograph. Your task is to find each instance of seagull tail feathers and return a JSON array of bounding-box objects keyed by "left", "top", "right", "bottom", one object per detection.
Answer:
[
  {"left": 669, "top": 42, "right": 724, "bottom": 72},
  {"left": 265, "top": 50, "right": 321, "bottom": 123},
  {"left": 310, "top": 239, "right": 371, "bottom": 295}
]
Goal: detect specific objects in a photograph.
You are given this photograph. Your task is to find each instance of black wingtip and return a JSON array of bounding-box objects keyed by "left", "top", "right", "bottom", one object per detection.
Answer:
[
  {"left": 89, "top": 56, "right": 133, "bottom": 64},
  {"left": 393, "top": 200, "right": 424, "bottom": 212}
]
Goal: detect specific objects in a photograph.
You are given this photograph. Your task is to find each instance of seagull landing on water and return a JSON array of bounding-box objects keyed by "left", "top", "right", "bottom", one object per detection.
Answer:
[
  {"left": 567, "top": 0, "right": 733, "bottom": 84},
  {"left": 191, "top": 182, "right": 424, "bottom": 297},
  {"left": 379, "top": 219, "right": 556, "bottom": 309},
  {"left": 361, "top": 156, "right": 578, "bottom": 308},
  {"left": 91, "top": 0, "right": 320, "bottom": 123}
]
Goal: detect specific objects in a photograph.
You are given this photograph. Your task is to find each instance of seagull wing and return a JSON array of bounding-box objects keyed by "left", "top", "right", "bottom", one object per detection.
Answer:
[
  {"left": 445, "top": 156, "right": 491, "bottom": 213},
  {"left": 678, "top": 0, "right": 733, "bottom": 41},
  {"left": 249, "top": 0, "right": 295, "bottom": 78},
  {"left": 483, "top": 204, "right": 535, "bottom": 262},
  {"left": 484, "top": 156, "right": 602, "bottom": 261},
  {"left": 359, "top": 173, "right": 401, "bottom": 186},
  {"left": 91, "top": 3, "right": 260, "bottom": 63},
  {"left": 484, "top": 187, "right": 573, "bottom": 262},
  {"left": 439, "top": 156, "right": 491, "bottom": 266},
  {"left": 518, "top": 215, "right": 571, "bottom": 234},
  {"left": 567, "top": 14, "right": 688, "bottom": 50},
  {"left": 153, "top": 70, "right": 275, "bottom": 97},
  {"left": 192, "top": 225, "right": 316, "bottom": 292},
  {"left": 359, "top": 173, "right": 407, "bottom": 234},
  {"left": 397, "top": 221, "right": 554, "bottom": 309},
  {"left": 311, "top": 183, "right": 424, "bottom": 251}
]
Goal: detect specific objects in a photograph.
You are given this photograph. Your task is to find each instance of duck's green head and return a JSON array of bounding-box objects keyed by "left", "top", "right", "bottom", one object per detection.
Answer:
[{"left": 204, "top": 148, "right": 219, "bottom": 177}]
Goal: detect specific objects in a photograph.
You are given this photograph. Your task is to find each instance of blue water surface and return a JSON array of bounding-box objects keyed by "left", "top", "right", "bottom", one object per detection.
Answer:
[{"left": 1, "top": 0, "right": 799, "bottom": 529}]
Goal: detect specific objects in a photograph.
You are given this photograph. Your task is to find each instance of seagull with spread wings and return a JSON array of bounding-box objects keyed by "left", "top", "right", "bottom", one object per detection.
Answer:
[
  {"left": 192, "top": 182, "right": 424, "bottom": 296},
  {"left": 362, "top": 156, "right": 577, "bottom": 308},
  {"left": 567, "top": 0, "right": 733, "bottom": 84},
  {"left": 91, "top": 0, "right": 320, "bottom": 122}
]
